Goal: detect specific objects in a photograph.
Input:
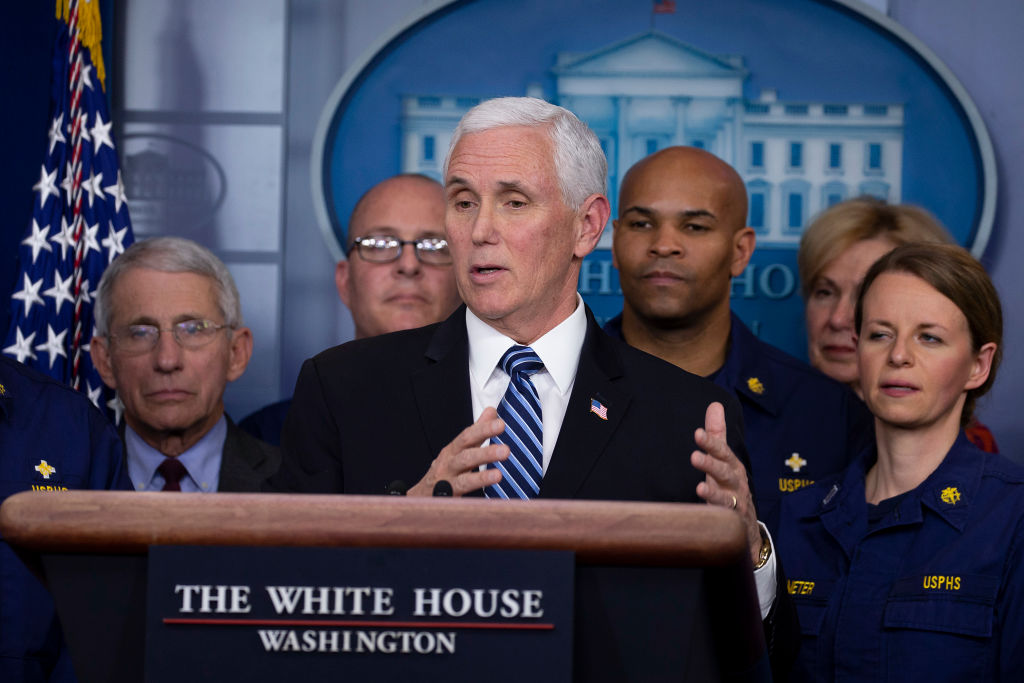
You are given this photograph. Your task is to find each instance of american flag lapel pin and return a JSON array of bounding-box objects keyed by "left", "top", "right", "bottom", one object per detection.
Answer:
[{"left": 590, "top": 397, "right": 608, "bottom": 420}]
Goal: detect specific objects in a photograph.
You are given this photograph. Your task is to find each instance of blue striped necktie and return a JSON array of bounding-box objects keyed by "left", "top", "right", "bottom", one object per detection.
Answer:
[{"left": 486, "top": 345, "right": 544, "bottom": 500}]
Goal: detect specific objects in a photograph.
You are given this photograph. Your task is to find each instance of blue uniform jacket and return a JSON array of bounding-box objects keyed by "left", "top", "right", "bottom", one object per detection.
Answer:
[
  {"left": 777, "top": 434, "right": 1024, "bottom": 681},
  {"left": 604, "top": 312, "right": 871, "bottom": 524},
  {"left": 0, "top": 356, "right": 129, "bottom": 682}
]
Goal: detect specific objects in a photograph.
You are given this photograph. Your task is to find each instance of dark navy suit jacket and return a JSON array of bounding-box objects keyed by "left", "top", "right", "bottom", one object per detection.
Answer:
[{"left": 272, "top": 305, "right": 747, "bottom": 500}]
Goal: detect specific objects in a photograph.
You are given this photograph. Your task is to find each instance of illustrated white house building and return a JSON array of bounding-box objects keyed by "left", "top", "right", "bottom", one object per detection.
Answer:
[{"left": 400, "top": 31, "right": 903, "bottom": 245}]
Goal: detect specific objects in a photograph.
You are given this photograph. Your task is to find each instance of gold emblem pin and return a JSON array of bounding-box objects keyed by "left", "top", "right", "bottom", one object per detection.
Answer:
[
  {"left": 35, "top": 460, "right": 57, "bottom": 479},
  {"left": 785, "top": 453, "right": 807, "bottom": 473},
  {"left": 747, "top": 377, "right": 765, "bottom": 394},
  {"left": 940, "top": 486, "right": 961, "bottom": 505}
]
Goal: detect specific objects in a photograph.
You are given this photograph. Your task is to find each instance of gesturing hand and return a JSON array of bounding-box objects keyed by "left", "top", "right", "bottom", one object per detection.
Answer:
[
  {"left": 690, "top": 401, "right": 763, "bottom": 565},
  {"left": 407, "top": 407, "right": 510, "bottom": 497}
]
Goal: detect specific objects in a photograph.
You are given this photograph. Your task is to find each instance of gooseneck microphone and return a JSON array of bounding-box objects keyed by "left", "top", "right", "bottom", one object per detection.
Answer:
[
  {"left": 432, "top": 480, "right": 453, "bottom": 497},
  {"left": 385, "top": 480, "right": 408, "bottom": 496}
]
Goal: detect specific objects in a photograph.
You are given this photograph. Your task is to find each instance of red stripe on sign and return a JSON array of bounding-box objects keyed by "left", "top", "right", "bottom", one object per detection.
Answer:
[{"left": 163, "top": 618, "right": 555, "bottom": 630}]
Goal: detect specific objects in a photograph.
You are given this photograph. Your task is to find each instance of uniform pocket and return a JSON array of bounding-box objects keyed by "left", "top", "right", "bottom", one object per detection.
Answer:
[
  {"left": 882, "top": 574, "right": 998, "bottom": 679},
  {"left": 790, "top": 580, "right": 834, "bottom": 681},
  {"left": 884, "top": 573, "right": 997, "bottom": 637},
  {"left": 788, "top": 578, "right": 833, "bottom": 636}
]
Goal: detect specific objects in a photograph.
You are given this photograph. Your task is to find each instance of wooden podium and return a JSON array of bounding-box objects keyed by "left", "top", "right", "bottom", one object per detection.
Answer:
[{"left": 0, "top": 491, "right": 766, "bottom": 682}]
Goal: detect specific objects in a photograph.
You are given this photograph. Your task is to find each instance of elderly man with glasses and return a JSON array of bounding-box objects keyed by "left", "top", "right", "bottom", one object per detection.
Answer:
[{"left": 91, "top": 237, "right": 280, "bottom": 492}]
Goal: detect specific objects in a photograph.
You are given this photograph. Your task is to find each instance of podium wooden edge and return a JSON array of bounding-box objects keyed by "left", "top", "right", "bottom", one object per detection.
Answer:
[{"left": 0, "top": 490, "right": 747, "bottom": 566}]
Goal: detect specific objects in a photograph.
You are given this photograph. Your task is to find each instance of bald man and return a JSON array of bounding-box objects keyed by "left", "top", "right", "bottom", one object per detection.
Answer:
[
  {"left": 606, "top": 146, "right": 871, "bottom": 524},
  {"left": 335, "top": 174, "right": 462, "bottom": 338},
  {"left": 241, "top": 174, "right": 461, "bottom": 445}
]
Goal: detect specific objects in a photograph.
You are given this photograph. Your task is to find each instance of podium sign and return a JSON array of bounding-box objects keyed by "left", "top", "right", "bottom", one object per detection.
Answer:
[{"left": 145, "top": 546, "right": 574, "bottom": 682}]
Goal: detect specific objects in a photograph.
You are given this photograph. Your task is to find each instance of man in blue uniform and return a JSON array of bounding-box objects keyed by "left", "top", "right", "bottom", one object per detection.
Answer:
[
  {"left": 0, "top": 355, "right": 129, "bottom": 681},
  {"left": 606, "top": 146, "right": 871, "bottom": 524}
]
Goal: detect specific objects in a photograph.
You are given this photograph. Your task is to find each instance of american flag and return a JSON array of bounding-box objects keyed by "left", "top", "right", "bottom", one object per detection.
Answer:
[
  {"left": 2, "top": 0, "right": 133, "bottom": 422},
  {"left": 590, "top": 398, "right": 608, "bottom": 421}
]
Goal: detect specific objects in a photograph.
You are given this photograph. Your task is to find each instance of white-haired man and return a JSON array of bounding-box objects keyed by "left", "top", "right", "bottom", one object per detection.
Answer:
[
  {"left": 91, "top": 237, "right": 279, "bottom": 492},
  {"left": 272, "top": 98, "right": 795, "bottom": 675}
]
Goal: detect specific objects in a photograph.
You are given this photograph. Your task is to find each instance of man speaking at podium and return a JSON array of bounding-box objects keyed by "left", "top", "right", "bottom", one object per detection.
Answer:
[{"left": 272, "top": 97, "right": 792, "bottom": 675}]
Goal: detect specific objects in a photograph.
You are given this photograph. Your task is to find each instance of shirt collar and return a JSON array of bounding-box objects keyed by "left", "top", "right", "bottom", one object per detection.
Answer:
[
  {"left": 466, "top": 294, "right": 587, "bottom": 395},
  {"left": 916, "top": 432, "right": 983, "bottom": 531},
  {"left": 816, "top": 432, "right": 982, "bottom": 533},
  {"left": 125, "top": 416, "right": 227, "bottom": 492}
]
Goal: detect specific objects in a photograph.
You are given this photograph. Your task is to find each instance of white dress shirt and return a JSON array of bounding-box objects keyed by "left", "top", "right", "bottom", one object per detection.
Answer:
[{"left": 465, "top": 295, "right": 588, "bottom": 473}]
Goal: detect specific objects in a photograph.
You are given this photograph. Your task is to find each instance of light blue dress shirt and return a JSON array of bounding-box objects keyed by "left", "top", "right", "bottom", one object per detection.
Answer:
[{"left": 125, "top": 416, "right": 226, "bottom": 492}]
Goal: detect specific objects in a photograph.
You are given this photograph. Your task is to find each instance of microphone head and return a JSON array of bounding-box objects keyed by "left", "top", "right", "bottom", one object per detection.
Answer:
[
  {"left": 432, "top": 480, "right": 453, "bottom": 497},
  {"left": 386, "top": 480, "right": 408, "bottom": 496}
]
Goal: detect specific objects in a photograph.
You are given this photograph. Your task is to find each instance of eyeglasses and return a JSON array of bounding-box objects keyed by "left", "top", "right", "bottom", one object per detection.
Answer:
[
  {"left": 109, "top": 319, "right": 229, "bottom": 355},
  {"left": 347, "top": 235, "right": 452, "bottom": 265}
]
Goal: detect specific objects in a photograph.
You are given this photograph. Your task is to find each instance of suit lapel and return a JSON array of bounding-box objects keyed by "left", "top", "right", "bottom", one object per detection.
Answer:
[
  {"left": 218, "top": 417, "right": 272, "bottom": 492},
  {"left": 541, "top": 313, "right": 631, "bottom": 498},
  {"left": 411, "top": 308, "right": 474, "bottom": 458}
]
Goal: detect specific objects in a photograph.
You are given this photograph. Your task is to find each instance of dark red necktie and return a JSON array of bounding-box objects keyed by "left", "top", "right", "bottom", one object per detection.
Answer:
[{"left": 157, "top": 457, "right": 188, "bottom": 492}]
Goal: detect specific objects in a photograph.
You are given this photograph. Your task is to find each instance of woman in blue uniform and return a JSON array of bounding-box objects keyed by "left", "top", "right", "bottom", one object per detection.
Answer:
[{"left": 777, "top": 243, "right": 1024, "bottom": 681}]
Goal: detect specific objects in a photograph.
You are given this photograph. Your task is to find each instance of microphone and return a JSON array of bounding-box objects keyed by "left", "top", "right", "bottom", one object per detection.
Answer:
[
  {"left": 432, "top": 480, "right": 453, "bottom": 497},
  {"left": 385, "top": 480, "right": 408, "bottom": 496}
]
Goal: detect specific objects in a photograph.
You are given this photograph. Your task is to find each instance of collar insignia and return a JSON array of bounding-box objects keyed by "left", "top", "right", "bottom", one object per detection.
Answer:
[
  {"left": 940, "top": 486, "right": 961, "bottom": 505},
  {"left": 785, "top": 453, "right": 807, "bottom": 473},
  {"left": 0, "top": 383, "right": 6, "bottom": 396},
  {"left": 35, "top": 460, "right": 57, "bottom": 479},
  {"left": 746, "top": 377, "right": 765, "bottom": 394}
]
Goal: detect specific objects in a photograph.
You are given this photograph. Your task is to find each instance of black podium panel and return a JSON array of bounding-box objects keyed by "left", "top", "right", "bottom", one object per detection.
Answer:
[{"left": 41, "top": 553, "right": 735, "bottom": 682}]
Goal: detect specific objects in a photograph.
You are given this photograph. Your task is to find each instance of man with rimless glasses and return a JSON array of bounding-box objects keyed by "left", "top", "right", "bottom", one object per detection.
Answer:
[{"left": 90, "top": 237, "right": 280, "bottom": 492}]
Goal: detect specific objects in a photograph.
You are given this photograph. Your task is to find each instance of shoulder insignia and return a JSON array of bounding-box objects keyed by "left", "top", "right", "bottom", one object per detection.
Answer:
[
  {"left": 940, "top": 486, "right": 961, "bottom": 505},
  {"left": 785, "top": 452, "right": 807, "bottom": 473},
  {"left": 746, "top": 377, "right": 765, "bottom": 394},
  {"left": 0, "top": 383, "right": 6, "bottom": 395},
  {"left": 35, "top": 460, "right": 57, "bottom": 479}
]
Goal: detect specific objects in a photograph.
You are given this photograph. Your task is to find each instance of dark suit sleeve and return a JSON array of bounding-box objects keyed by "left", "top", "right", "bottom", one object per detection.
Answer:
[{"left": 266, "top": 357, "right": 345, "bottom": 493}]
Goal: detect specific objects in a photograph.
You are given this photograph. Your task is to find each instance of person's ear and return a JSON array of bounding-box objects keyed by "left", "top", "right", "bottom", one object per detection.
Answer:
[
  {"left": 730, "top": 227, "right": 756, "bottom": 277},
  {"left": 964, "top": 342, "right": 997, "bottom": 391},
  {"left": 335, "top": 260, "right": 352, "bottom": 307},
  {"left": 225, "top": 327, "right": 253, "bottom": 382},
  {"left": 90, "top": 335, "right": 117, "bottom": 390},
  {"left": 573, "top": 194, "right": 611, "bottom": 259}
]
